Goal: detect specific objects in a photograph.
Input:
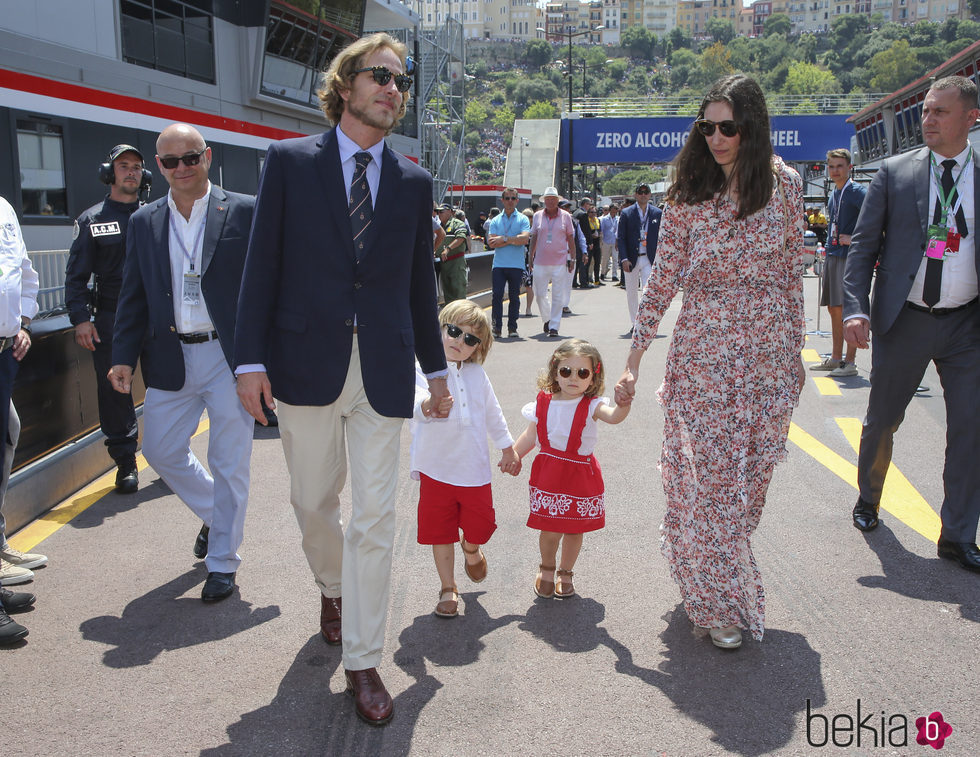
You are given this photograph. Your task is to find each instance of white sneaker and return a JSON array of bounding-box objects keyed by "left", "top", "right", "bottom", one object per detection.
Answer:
[
  {"left": 0, "top": 545, "right": 47, "bottom": 570},
  {"left": 829, "top": 362, "right": 858, "bottom": 377},
  {"left": 809, "top": 357, "right": 840, "bottom": 371},
  {"left": 0, "top": 558, "right": 34, "bottom": 586}
]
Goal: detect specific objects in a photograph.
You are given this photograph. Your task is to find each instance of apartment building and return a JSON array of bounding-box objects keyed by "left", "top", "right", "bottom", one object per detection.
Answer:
[
  {"left": 675, "top": 0, "right": 742, "bottom": 37},
  {"left": 420, "top": 0, "right": 540, "bottom": 40}
]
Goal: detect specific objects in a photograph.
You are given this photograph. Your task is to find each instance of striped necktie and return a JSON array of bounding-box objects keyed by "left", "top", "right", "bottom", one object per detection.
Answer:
[{"left": 349, "top": 151, "right": 373, "bottom": 262}]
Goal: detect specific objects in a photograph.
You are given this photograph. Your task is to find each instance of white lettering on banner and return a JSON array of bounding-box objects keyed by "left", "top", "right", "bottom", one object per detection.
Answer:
[
  {"left": 770, "top": 130, "right": 802, "bottom": 147},
  {"left": 594, "top": 130, "right": 690, "bottom": 151}
]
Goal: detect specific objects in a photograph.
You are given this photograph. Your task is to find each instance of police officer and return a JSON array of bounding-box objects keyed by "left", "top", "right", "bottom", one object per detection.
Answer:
[{"left": 64, "top": 144, "right": 147, "bottom": 493}]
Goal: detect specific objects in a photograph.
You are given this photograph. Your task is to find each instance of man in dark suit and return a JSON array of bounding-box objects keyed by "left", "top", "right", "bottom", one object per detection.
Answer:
[
  {"left": 843, "top": 76, "right": 980, "bottom": 574},
  {"left": 617, "top": 182, "right": 662, "bottom": 333},
  {"left": 234, "top": 33, "right": 449, "bottom": 726},
  {"left": 110, "top": 123, "right": 256, "bottom": 601}
]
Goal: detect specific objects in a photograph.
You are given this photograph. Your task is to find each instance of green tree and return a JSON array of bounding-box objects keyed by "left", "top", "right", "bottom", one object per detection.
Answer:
[
  {"left": 472, "top": 156, "right": 493, "bottom": 171},
  {"left": 831, "top": 14, "right": 870, "bottom": 48},
  {"left": 492, "top": 104, "right": 516, "bottom": 134},
  {"left": 667, "top": 27, "right": 692, "bottom": 51},
  {"left": 525, "top": 39, "right": 552, "bottom": 69},
  {"left": 464, "top": 100, "right": 488, "bottom": 132},
  {"left": 783, "top": 61, "right": 841, "bottom": 95},
  {"left": 523, "top": 100, "right": 558, "bottom": 119},
  {"left": 513, "top": 78, "right": 560, "bottom": 107},
  {"left": 604, "top": 168, "right": 660, "bottom": 197},
  {"left": 705, "top": 17, "right": 735, "bottom": 45},
  {"left": 621, "top": 25, "right": 655, "bottom": 59},
  {"left": 701, "top": 42, "right": 734, "bottom": 84},
  {"left": 908, "top": 20, "right": 937, "bottom": 47},
  {"left": 870, "top": 39, "right": 919, "bottom": 92},
  {"left": 464, "top": 131, "right": 481, "bottom": 149},
  {"left": 607, "top": 59, "right": 628, "bottom": 81},
  {"left": 764, "top": 13, "right": 791, "bottom": 37}
]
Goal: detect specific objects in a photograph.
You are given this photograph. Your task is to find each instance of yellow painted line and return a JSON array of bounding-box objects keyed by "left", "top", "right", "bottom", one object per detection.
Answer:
[
  {"left": 787, "top": 422, "right": 858, "bottom": 490},
  {"left": 835, "top": 418, "right": 941, "bottom": 543},
  {"left": 801, "top": 348, "right": 821, "bottom": 363},
  {"left": 812, "top": 376, "right": 842, "bottom": 395},
  {"left": 8, "top": 417, "right": 211, "bottom": 553}
]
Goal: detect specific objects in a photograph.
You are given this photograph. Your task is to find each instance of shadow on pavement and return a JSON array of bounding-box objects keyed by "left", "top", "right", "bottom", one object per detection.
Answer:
[
  {"left": 67, "top": 477, "right": 173, "bottom": 530},
  {"left": 79, "top": 566, "right": 280, "bottom": 667},
  {"left": 857, "top": 524, "right": 979, "bottom": 623}
]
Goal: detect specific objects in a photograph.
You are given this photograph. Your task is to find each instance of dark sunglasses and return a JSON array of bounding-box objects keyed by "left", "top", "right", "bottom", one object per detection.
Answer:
[
  {"left": 158, "top": 147, "right": 207, "bottom": 169},
  {"left": 695, "top": 119, "right": 739, "bottom": 138},
  {"left": 352, "top": 66, "right": 413, "bottom": 92},
  {"left": 635, "top": 188, "right": 651, "bottom": 195},
  {"left": 502, "top": 195, "right": 518, "bottom": 201},
  {"left": 445, "top": 323, "right": 481, "bottom": 347},
  {"left": 558, "top": 366, "right": 592, "bottom": 380}
]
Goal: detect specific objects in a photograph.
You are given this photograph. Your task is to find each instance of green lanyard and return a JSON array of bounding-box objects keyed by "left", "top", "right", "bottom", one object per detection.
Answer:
[{"left": 929, "top": 148, "right": 971, "bottom": 227}]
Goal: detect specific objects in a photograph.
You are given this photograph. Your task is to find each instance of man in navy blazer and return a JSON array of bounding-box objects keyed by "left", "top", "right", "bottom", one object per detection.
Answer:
[
  {"left": 234, "top": 33, "right": 449, "bottom": 725},
  {"left": 843, "top": 76, "right": 980, "bottom": 573},
  {"left": 111, "top": 123, "right": 256, "bottom": 603},
  {"left": 617, "top": 183, "right": 662, "bottom": 332}
]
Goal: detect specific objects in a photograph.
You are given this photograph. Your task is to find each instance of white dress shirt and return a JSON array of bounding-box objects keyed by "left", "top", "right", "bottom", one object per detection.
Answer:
[
  {"left": 168, "top": 182, "right": 215, "bottom": 333},
  {"left": 908, "top": 145, "right": 978, "bottom": 308},
  {"left": 411, "top": 361, "right": 514, "bottom": 487},
  {"left": 0, "top": 197, "right": 39, "bottom": 338},
  {"left": 336, "top": 126, "right": 383, "bottom": 209}
]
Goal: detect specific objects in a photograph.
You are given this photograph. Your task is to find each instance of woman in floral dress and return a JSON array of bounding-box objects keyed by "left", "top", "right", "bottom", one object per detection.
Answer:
[{"left": 615, "top": 74, "right": 806, "bottom": 650}]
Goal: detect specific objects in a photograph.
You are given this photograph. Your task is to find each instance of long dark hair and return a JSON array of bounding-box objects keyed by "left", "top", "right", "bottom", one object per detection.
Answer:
[{"left": 667, "top": 74, "right": 774, "bottom": 219}]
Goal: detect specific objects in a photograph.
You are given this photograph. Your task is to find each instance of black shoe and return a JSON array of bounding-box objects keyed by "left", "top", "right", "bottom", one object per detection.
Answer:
[
  {"left": 193, "top": 523, "right": 209, "bottom": 559},
  {"left": 610, "top": 276, "right": 619, "bottom": 282},
  {"left": 542, "top": 322, "right": 550, "bottom": 335},
  {"left": 201, "top": 571, "right": 236, "bottom": 602},
  {"left": 492, "top": 329, "right": 501, "bottom": 338},
  {"left": 548, "top": 329, "right": 559, "bottom": 338},
  {"left": 600, "top": 274, "right": 608, "bottom": 281},
  {"left": 114, "top": 462, "right": 138, "bottom": 494},
  {"left": 562, "top": 307, "right": 571, "bottom": 314},
  {"left": 0, "top": 609, "right": 28, "bottom": 645},
  {"left": 0, "top": 588, "right": 36, "bottom": 613},
  {"left": 937, "top": 538, "right": 980, "bottom": 573},
  {"left": 852, "top": 497, "right": 880, "bottom": 532}
]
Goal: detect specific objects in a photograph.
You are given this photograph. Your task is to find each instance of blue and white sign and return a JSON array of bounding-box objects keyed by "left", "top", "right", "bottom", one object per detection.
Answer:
[{"left": 561, "top": 115, "right": 852, "bottom": 163}]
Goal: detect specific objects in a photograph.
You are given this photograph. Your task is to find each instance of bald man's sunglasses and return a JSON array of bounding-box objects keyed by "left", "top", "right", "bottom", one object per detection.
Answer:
[
  {"left": 353, "top": 66, "right": 413, "bottom": 92},
  {"left": 158, "top": 148, "right": 207, "bottom": 169}
]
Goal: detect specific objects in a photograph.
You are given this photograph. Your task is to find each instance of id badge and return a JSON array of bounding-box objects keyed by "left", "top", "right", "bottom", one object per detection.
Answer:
[
  {"left": 546, "top": 232, "right": 553, "bottom": 244},
  {"left": 182, "top": 272, "right": 202, "bottom": 305},
  {"left": 925, "top": 225, "right": 947, "bottom": 260},
  {"left": 945, "top": 230, "right": 961, "bottom": 254}
]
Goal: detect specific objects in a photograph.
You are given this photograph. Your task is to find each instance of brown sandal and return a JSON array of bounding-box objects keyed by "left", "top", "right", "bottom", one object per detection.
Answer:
[
  {"left": 555, "top": 569, "right": 575, "bottom": 598},
  {"left": 434, "top": 586, "right": 458, "bottom": 618},
  {"left": 534, "top": 564, "right": 556, "bottom": 598},
  {"left": 460, "top": 538, "right": 487, "bottom": 583}
]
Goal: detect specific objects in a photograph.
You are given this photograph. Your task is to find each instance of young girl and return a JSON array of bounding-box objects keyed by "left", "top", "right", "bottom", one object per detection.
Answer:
[
  {"left": 411, "top": 300, "right": 521, "bottom": 618},
  {"left": 513, "top": 339, "right": 630, "bottom": 599}
]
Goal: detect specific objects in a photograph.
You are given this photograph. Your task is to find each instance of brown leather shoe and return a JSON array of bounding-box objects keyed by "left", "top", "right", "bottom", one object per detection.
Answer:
[
  {"left": 345, "top": 667, "right": 393, "bottom": 725},
  {"left": 555, "top": 569, "right": 575, "bottom": 598},
  {"left": 434, "top": 586, "right": 458, "bottom": 618},
  {"left": 460, "top": 538, "right": 487, "bottom": 583},
  {"left": 320, "top": 595, "right": 342, "bottom": 645},
  {"left": 534, "top": 564, "right": 555, "bottom": 598}
]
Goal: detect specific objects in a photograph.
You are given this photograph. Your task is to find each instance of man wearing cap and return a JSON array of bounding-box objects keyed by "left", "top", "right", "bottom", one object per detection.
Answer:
[
  {"left": 65, "top": 144, "right": 146, "bottom": 494},
  {"left": 436, "top": 203, "right": 469, "bottom": 304},
  {"left": 529, "top": 188, "right": 576, "bottom": 337},
  {"left": 617, "top": 183, "right": 662, "bottom": 333}
]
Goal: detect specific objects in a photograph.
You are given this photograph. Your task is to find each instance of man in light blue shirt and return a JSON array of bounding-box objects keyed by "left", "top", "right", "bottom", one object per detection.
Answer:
[
  {"left": 599, "top": 203, "right": 620, "bottom": 281},
  {"left": 486, "top": 187, "right": 531, "bottom": 337}
]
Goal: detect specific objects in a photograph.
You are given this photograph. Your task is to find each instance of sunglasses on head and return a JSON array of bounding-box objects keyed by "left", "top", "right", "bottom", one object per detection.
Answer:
[
  {"left": 695, "top": 119, "right": 739, "bottom": 138},
  {"left": 352, "top": 66, "right": 413, "bottom": 92},
  {"left": 445, "top": 323, "right": 481, "bottom": 347},
  {"left": 558, "top": 366, "right": 592, "bottom": 380},
  {"left": 158, "top": 147, "right": 207, "bottom": 169}
]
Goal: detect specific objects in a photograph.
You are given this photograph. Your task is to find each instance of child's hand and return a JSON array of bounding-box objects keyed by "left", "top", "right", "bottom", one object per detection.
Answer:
[
  {"left": 498, "top": 446, "right": 521, "bottom": 476},
  {"left": 435, "top": 395, "right": 454, "bottom": 416}
]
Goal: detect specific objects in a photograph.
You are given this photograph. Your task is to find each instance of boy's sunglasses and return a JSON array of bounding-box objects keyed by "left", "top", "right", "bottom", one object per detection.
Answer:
[
  {"left": 352, "top": 66, "right": 413, "bottom": 92},
  {"left": 558, "top": 366, "right": 592, "bottom": 380},
  {"left": 445, "top": 323, "right": 481, "bottom": 347},
  {"left": 158, "top": 148, "right": 207, "bottom": 169},
  {"left": 695, "top": 119, "right": 739, "bottom": 138}
]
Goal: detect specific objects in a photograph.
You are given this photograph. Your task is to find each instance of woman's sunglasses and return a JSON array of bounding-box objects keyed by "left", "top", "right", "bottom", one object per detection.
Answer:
[
  {"left": 158, "top": 147, "right": 207, "bottom": 169},
  {"left": 445, "top": 323, "right": 481, "bottom": 347},
  {"left": 352, "top": 66, "right": 413, "bottom": 93},
  {"left": 558, "top": 366, "right": 592, "bottom": 380},
  {"left": 695, "top": 119, "right": 739, "bottom": 138}
]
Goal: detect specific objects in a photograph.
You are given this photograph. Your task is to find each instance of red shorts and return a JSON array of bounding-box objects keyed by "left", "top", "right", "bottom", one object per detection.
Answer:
[{"left": 417, "top": 473, "right": 497, "bottom": 545}]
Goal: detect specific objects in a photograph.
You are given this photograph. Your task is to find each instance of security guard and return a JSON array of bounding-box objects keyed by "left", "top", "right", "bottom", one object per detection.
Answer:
[
  {"left": 435, "top": 203, "right": 468, "bottom": 304},
  {"left": 64, "top": 144, "right": 148, "bottom": 493}
]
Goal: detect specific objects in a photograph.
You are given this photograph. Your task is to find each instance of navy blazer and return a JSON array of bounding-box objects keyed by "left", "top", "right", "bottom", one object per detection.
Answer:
[
  {"left": 234, "top": 129, "right": 445, "bottom": 417},
  {"left": 616, "top": 202, "right": 662, "bottom": 267},
  {"left": 825, "top": 180, "right": 867, "bottom": 257},
  {"left": 112, "top": 186, "right": 255, "bottom": 391}
]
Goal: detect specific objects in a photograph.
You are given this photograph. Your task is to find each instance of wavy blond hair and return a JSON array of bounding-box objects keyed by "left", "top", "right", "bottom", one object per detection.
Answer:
[{"left": 537, "top": 339, "right": 605, "bottom": 398}]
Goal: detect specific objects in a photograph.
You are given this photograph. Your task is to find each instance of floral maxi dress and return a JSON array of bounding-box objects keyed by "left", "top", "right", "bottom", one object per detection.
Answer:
[{"left": 631, "top": 159, "right": 805, "bottom": 641}]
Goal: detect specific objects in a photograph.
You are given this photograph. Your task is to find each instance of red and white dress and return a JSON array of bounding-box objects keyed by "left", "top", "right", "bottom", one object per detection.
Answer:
[{"left": 523, "top": 391, "right": 607, "bottom": 534}]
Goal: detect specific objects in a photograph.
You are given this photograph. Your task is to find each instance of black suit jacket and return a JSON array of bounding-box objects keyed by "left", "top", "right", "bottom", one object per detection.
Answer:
[
  {"left": 233, "top": 130, "right": 445, "bottom": 418},
  {"left": 112, "top": 186, "right": 255, "bottom": 390},
  {"left": 616, "top": 202, "right": 662, "bottom": 267}
]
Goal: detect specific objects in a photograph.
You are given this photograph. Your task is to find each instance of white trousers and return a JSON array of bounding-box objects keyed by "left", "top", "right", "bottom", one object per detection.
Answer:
[
  {"left": 600, "top": 240, "right": 617, "bottom": 276},
  {"left": 277, "top": 337, "right": 403, "bottom": 671},
  {"left": 142, "top": 340, "right": 253, "bottom": 574},
  {"left": 624, "top": 256, "right": 653, "bottom": 328},
  {"left": 534, "top": 263, "right": 570, "bottom": 332}
]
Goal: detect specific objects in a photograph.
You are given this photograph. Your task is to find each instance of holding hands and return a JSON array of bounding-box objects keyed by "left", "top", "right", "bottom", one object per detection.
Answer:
[{"left": 498, "top": 446, "right": 522, "bottom": 476}]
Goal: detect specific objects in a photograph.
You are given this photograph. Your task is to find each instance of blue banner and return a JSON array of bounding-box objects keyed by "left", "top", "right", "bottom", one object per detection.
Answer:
[{"left": 561, "top": 115, "right": 853, "bottom": 163}]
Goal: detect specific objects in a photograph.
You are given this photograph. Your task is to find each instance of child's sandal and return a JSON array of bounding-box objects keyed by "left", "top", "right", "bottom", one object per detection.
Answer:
[
  {"left": 460, "top": 538, "right": 488, "bottom": 583},
  {"left": 534, "top": 564, "right": 556, "bottom": 598},
  {"left": 434, "top": 586, "right": 459, "bottom": 618},
  {"left": 555, "top": 569, "right": 575, "bottom": 598}
]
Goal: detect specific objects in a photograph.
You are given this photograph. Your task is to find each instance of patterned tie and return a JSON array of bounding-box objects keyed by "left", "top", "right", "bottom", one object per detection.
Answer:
[
  {"left": 349, "top": 151, "right": 373, "bottom": 262},
  {"left": 923, "top": 159, "right": 966, "bottom": 307}
]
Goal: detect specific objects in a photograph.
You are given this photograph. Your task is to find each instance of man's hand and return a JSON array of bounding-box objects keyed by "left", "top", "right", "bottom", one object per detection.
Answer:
[
  {"left": 621, "top": 260, "right": 633, "bottom": 273},
  {"left": 843, "top": 318, "right": 870, "bottom": 349},
  {"left": 74, "top": 321, "right": 100, "bottom": 352},
  {"left": 109, "top": 364, "right": 134, "bottom": 394},
  {"left": 427, "top": 377, "right": 452, "bottom": 419},
  {"left": 487, "top": 234, "right": 506, "bottom": 249},
  {"left": 838, "top": 233, "right": 852, "bottom": 246},
  {"left": 12, "top": 328, "right": 31, "bottom": 362},
  {"left": 237, "top": 371, "right": 275, "bottom": 424}
]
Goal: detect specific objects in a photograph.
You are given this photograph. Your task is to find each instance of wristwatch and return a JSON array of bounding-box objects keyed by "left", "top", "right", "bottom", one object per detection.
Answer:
[{"left": 20, "top": 321, "right": 31, "bottom": 335}]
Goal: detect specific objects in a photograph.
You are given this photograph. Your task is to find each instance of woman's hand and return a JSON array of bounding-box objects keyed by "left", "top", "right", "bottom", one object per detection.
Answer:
[{"left": 615, "top": 368, "right": 637, "bottom": 406}]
